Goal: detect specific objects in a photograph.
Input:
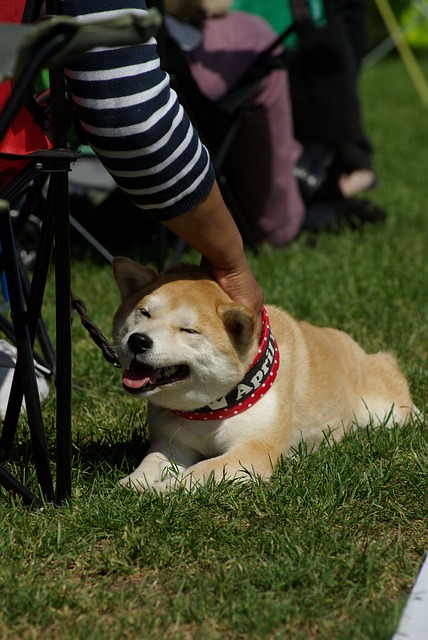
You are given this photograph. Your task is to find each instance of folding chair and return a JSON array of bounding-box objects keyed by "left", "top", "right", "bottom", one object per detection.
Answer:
[{"left": 0, "top": 6, "right": 161, "bottom": 506}]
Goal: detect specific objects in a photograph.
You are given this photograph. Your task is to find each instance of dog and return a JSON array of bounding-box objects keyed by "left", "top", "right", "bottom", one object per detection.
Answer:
[{"left": 112, "top": 257, "right": 416, "bottom": 492}]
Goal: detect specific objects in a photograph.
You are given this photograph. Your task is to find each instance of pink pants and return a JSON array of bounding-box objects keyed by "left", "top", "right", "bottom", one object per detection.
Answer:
[{"left": 188, "top": 12, "right": 305, "bottom": 246}]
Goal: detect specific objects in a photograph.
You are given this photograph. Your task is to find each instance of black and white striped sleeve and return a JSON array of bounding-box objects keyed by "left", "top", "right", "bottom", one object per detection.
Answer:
[{"left": 60, "top": 0, "right": 215, "bottom": 221}]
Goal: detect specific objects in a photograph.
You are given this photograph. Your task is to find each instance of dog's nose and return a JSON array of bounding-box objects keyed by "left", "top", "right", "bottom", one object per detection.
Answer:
[{"left": 127, "top": 333, "right": 153, "bottom": 354}]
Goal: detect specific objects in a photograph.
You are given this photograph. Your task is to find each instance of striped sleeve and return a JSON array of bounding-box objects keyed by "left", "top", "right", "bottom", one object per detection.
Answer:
[{"left": 60, "top": 0, "right": 215, "bottom": 221}]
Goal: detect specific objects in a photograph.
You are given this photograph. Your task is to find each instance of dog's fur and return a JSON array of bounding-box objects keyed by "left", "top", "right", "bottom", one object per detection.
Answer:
[{"left": 113, "top": 258, "right": 416, "bottom": 492}]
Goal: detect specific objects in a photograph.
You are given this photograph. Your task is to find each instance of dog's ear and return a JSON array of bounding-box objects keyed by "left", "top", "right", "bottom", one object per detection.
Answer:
[
  {"left": 218, "top": 304, "right": 256, "bottom": 354},
  {"left": 113, "top": 257, "right": 157, "bottom": 300}
]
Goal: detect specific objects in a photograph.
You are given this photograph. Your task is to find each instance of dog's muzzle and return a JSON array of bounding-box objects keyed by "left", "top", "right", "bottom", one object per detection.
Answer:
[
  {"left": 127, "top": 332, "right": 153, "bottom": 354},
  {"left": 121, "top": 332, "right": 189, "bottom": 394}
]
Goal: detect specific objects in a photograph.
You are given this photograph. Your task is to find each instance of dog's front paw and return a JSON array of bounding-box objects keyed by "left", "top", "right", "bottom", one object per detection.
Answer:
[
  {"left": 154, "top": 472, "right": 203, "bottom": 493},
  {"left": 119, "top": 473, "right": 178, "bottom": 493},
  {"left": 119, "top": 474, "right": 149, "bottom": 492}
]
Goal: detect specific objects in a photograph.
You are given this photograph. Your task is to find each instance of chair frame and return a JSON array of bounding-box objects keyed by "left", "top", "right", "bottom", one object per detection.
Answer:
[
  {"left": 0, "top": 4, "right": 161, "bottom": 506},
  {"left": 0, "top": 51, "right": 74, "bottom": 507}
]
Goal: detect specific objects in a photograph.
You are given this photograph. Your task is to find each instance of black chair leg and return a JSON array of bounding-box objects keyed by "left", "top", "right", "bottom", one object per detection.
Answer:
[
  {"left": 0, "top": 463, "right": 43, "bottom": 507},
  {"left": 0, "top": 161, "right": 75, "bottom": 506},
  {"left": 0, "top": 200, "right": 55, "bottom": 502},
  {"left": 52, "top": 171, "right": 72, "bottom": 504},
  {"left": 0, "top": 177, "right": 56, "bottom": 454}
]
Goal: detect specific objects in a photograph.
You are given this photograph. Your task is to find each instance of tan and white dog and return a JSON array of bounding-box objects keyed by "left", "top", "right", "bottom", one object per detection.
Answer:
[{"left": 112, "top": 257, "right": 416, "bottom": 492}]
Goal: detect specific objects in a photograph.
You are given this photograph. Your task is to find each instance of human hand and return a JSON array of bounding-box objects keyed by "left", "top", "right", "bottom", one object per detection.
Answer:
[
  {"left": 163, "top": 182, "right": 263, "bottom": 328},
  {"left": 203, "top": 255, "right": 263, "bottom": 322}
]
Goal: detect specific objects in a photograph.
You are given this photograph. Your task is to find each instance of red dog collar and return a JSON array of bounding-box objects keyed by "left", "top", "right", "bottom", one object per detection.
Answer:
[{"left": 174, "top": 306, "right": 280, "bottom": 421}]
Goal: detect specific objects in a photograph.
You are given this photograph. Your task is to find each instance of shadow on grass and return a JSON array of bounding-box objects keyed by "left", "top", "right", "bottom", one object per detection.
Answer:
[
  {"left": 72, "top": 428, "right": 150, "bottom": 479},
  {"left": 0, "top": 423, "right": 150, "bottom": 499}
]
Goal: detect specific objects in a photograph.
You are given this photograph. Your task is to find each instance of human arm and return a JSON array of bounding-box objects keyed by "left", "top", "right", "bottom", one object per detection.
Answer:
[
  {"left": 163, "top": 181, "right": 262, "bottom": 319},
  {"left": 60, "top": 0, "right": 262, "bottom": 317}
]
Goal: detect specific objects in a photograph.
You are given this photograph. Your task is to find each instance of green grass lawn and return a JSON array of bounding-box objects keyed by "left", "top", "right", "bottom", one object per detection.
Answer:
[{"left": 1, "top": 56, "right": 427, "bottom": 640}]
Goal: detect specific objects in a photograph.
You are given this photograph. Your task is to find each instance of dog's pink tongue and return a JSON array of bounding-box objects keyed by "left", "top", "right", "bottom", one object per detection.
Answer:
[{"left": 122, "top": 366, "right": 159, "bottom": 389}]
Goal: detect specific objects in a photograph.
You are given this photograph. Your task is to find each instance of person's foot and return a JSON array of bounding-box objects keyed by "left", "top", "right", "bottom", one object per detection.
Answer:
[{"left": 338, "top": 169, "right": 377, "bottom": 197}]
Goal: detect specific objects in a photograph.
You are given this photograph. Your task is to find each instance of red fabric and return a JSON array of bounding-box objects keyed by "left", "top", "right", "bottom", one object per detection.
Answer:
[
  {"left": 0, "top": 83, "right": 52, "bottom": 190},
  {"left": 0, "top": 4, "right": 28, "bottom": 23},
  {"left": 0, "top": 82, "right": 52, "bottom": 155},
  {"left": 0, "top": 2, "right": 52, "bottom": 189}
]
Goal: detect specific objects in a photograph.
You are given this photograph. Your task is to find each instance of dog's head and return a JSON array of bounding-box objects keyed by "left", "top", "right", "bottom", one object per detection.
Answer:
[
  {"left": 164, "top": 0, "right": 232, "bottom": 23},
  {"left": 112, "top": 258, "right": 258, "bottom": 411}
]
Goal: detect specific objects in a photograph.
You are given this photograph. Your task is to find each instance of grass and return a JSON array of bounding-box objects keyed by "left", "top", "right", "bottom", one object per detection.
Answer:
[{"left": 1, "top": 55, "right": 428, "bottom": 639}]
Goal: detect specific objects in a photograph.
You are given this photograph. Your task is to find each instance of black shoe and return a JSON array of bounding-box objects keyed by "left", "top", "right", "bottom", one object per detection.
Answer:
[
  {"left": 303, "top": 201, "right": 341, "bottom": 231},
  {"left": 339, "top": 197, "right": 387, "bottom": 228},
  {"left": 294, "top": 142, "right": 335, "bottom": 201},
  {"left": 303, "top": 197, "right": 387, "bottom": 233}
]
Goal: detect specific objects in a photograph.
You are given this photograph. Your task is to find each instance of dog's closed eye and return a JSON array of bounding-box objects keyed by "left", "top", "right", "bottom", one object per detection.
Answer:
[{"left": 180, "top": 327, "right": 199, "bottom": 335}]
